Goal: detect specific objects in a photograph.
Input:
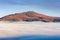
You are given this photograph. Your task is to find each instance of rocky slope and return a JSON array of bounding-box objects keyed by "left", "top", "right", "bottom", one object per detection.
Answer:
[{"left": 0, "top": 11, "right": 60, "bottom": 22}]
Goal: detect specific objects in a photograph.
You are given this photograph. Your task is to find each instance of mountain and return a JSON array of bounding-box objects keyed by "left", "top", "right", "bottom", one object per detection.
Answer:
[{"left": 0, "top": 11, "right": 60, "bottom": 22}]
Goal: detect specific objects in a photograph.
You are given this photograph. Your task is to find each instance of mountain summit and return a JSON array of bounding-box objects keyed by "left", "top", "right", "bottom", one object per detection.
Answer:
[{"left": 0, "top": 11, "right": 60, "bottom": 22}]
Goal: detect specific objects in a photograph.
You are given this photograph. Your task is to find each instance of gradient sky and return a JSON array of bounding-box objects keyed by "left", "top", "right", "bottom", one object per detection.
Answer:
[{"left": 0, "top": 0, "right": 60, "bottom": 17}]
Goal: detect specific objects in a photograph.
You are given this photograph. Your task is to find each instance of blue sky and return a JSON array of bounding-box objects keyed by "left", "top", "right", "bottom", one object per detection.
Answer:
[{"left": 0, "top": 0, "right": 60, "bottom": 17}]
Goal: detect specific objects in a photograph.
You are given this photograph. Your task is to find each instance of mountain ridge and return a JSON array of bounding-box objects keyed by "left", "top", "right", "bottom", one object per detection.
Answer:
[{"left": 0, "top": 11, "right": 60, "bottom": 22}]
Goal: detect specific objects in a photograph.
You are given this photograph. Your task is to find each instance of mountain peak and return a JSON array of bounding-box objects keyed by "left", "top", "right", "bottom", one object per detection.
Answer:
[
  {"left": 22, "top": 11, "right": 38, "bottom": 14},
  {"left": 25, "top": 11, "right": 36, "bottom": 13}
]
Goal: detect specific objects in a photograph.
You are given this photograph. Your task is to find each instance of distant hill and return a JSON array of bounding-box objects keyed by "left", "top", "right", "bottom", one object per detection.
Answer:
[{"left": 0, "top": 11, "right": 60, "bottom": 22}]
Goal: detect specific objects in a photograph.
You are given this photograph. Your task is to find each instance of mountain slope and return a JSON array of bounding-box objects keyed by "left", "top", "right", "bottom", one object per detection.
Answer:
[{"left": 0, "top": 11, "right": 60, "bottom": 22}]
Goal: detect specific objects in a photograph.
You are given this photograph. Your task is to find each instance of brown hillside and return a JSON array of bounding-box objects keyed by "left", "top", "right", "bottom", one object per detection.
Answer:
[{"left": 0, "top": 11, "right": 55, "bottom": 22}]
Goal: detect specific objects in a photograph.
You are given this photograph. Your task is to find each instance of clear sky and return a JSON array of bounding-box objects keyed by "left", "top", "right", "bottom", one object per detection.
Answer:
[{"left": 0, "top": 0, "right": 60, "bottom": 17}]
